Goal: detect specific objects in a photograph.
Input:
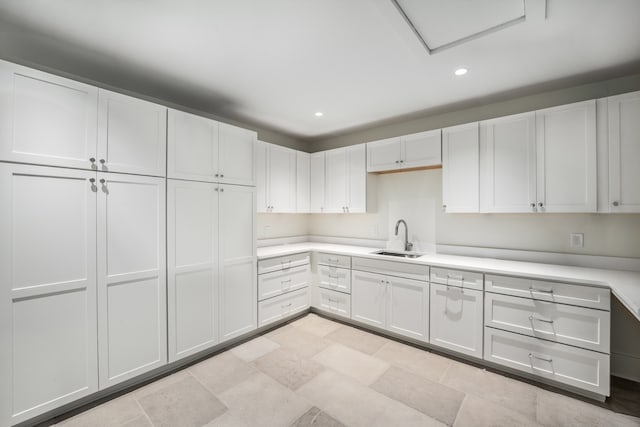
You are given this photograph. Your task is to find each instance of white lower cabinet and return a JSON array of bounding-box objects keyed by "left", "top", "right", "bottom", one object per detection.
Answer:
[
  {"left": 316, "top": 288, "right": 351, "bottom": 318},
  {"left": 258, "top": 265, "right": 311, "bottom": 301},
  {"left": 258, "top": 287, "right": 309, "bottom": 327},
  {"left": 167, "top": 180, "right": 219, "bottom": 362},
  {"left": 351, "top": 270, "right": 387, "bottom": 329},
  {"left": 430, "top": 283, "right": 484, "bottom": 358},
  {"left": 317, "top": 265, "right": 351, "bottom": 293},
  {"left": 484, "top": 292, "right": 610, "bottom": 353},
  {"left": 484, "top": 327, "right": 610, "bottom": 396},
  {"left": 218, "top": 185, "right": 257, "bottom": 342},
  {"left": 97, "top": 173, "right": 167, "bottom": 388},
  {"left": 0, "top": 164, "right": 98, "bottom": 426},
  {"left": 351, "top": 268, "right": 429, "bottom": 341}
]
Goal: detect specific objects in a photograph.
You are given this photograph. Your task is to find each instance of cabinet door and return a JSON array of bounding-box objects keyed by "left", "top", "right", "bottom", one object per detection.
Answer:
[
  {"left": 535, "top": 100, "right": 596, "bottom": 212},
  {"left": 324, "top": 148, "right": 347, "bottom": 213},
  {"left": 310, "top": 152, "right": 325, "bottom": 213},
  {"left": 402, "top": 129, "right": 442, "bottom": 169},
  {"left": 219, "top": 184, "right": 257, "bottom": 342},
  {"left": 351, "top": 270, "right": 386, "bottom": 329},
  {"left": 268, "top": 144, "right": 296, "bottom": 212},
  {"left": 367, "top": 137, "right": 402, "bottom": 172},
  {"left": 442, "top": 123, "right": 479, "bottom": 212},
  {"left": 430, "top": 284, "right": 483, "bottom": 358},
  {"left": 0, "top": 61, "right": 98, "bottom": 170},
  {"left": 608, "top": 91, "right": 640, "bottom": 212},
  {"left": 0, "top": 164, "right": 98, "bottom": 426},
  {"left": 346, "top": 144, "right": 366, "bottom": 213},
  {"left": 167, "top": 180, "right": 218, "bottom": 362},
  {"left": 97, "top": 173, "right": 167, "bottom": 388},
  {"left": 255, "top": 140, "right": 268, "bottom": 212},
  {"left": 387, "top": 277, "right": 429, "bottom": 342},
  {"left": 480, "top": 112, "right": 536, "bottom": 213},
  {"left": 97, "top": 89, "right": 167, "bottom": 177},
  {"left": 218, "top": 123, "right": 256, "bottom": 186},
  {"left": 167, "top": 109, "right": 218, "bottom": 182},
  {"left": 296, "top": 151, "right": 310, "bottom": 212}
]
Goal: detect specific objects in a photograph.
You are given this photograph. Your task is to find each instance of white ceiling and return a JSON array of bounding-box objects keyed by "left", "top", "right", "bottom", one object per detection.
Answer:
[{"left": 0, "top": 0, "right": 639, "bottom": 140}]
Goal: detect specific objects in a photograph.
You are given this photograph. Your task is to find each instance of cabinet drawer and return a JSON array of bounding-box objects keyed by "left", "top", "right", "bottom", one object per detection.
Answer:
[
  {"left": 258, "top": 288, "right": 309, "bottom": 327},
  {"left": 316, "top": 288, "right": 351, "bottom": 318},
  {"left": 430, "top": 267, "right": 483, "bottom": 291},
  {"left": 316, "top": 252, "right": 351, "bottom": 268},
  {"left": 430, "top": 283, "right": 484, "bottom": 359},
  {"left": 485, "top": 274, "right": 610, "bottom": 310},
  {"left": 484, "top": 293, "right": 609, "bottom": 354},
  {"left": 258, "top": 252, "right": 310, "bottom": 274},
  {"left": 484, "top": 327, "right": 610, "bottom": 397},
  {"left": 317, "top": 265, "right": 351, "bottom": 293},
  {"left": 352, "top": 257, "right": 429, "bottom": 281},
  {"left": 258, "top": 264, "right": 310, "bottom": 301}
]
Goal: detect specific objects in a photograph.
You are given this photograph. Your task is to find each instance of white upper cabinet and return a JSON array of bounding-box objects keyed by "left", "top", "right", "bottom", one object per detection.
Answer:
[
  {"left": 218, "top": 123, "right": 256, "bottom": 186},
  {"left": 257, "top": 142, "right": 296, "bottom": 213},
  {"left": 442, "top": 122, "right": 480, "bottom": 213},
  {"left": 480, "top": 112, "right": 537, "bottom": 213},
  {"left": 168, "top": 109, "right": 255, "bottom": 185},
  {"left": 535, "top": 100, "right": 596, "bottom": 212},
  {"left": 167, "top": 109, "right": 218, "bottom": 182},
  {"left": 324, "top": 147, "right": 347, "bottom": 213},
  {"left": 296, "top": 151, "right": 310, "bottom": 212},
  {"left": 367, "top": 129, "right": 441, "bottom": 172},
  {"left": 310, "top": 152, "right": 325, "bottom": 213},
  {"left": 0, "top": 164, "right": 98, "bottom": 426},
  {"left": 608, "top": 91, "right": 640, "bottom": 212},
  {"left": 97, "top": 89, "right": 167, "bottom": 177},
  {"left": 0, "top": 61, "right": 98, "bottom": 170},
  {"left": 367, "top": 136, "right": 401, "bottom": 171},
  {"left": 324, "top": 144, "right": 367, "bottom": 213},
  {"left": 167, "top": 180, "right": 219, "bottom": 362},
  {"left": 97, "top": 173, "right": 167, "bottom": 388}
]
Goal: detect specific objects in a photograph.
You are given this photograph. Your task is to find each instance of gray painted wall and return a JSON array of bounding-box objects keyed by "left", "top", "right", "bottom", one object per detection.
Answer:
[{"left": 307, "top": 73, "right": 640, "bottom": 152}]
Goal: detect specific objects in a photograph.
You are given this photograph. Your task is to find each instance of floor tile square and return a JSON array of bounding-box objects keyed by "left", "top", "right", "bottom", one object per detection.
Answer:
[
  {"left": 230, "top": 336, "right": 280, "bottom": 362},
  {"left": 189, "top": 352, "right": 257, "bottom": 395},
  {"left": 254, "top": 348, "right": 325, "bottom": 390},
  {"left": 325, "top": 325, "right": 389, "bottom": 355},
  {"left": 312, "top": 343, "right": 389, "bottom": 385}
]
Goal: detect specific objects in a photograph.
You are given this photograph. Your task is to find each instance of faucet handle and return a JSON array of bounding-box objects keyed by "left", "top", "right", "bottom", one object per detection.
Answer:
[{"left": 406, "top": 242, "right": 414, "bottom": 252}]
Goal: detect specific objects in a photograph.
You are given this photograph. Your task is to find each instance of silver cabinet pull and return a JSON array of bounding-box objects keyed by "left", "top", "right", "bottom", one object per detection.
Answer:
[
  {"left": 529, "top": 315, "right": 554, "bottom": 324},
  {"left": 399, "top": 159, "right": 404, "bottom": 163},
  {"left": 220, "top": 174, "right": 224, "bottom": 178},
  {"left": 99, "top": 159, "right": 106, "bottom": 164},
  {"left": 613, "top": 201, "right": 620, "bottom": 207},
  {"left": 538, "top": 202, "right": 544, "bottom": 207},
  {"left": 99, "top": 178, "right": 106, "bottom": 184},
  {"left": 447, "top": 273, "right": 464, "bottom": 281},
  {"left": 215, "top": 173, "right": 219, "bottom": 177},
  {"left": 89, "top": 157, "right": 96, "bottom": 163},
  {"left": 215, "top": 187, "right": 219, "bottom": 192},
  {"left": 530, "top": 203, "right": 536, "bottom": 209},
  {"left": 327, "top": 257, "right": 339, "bottom": 263},
  {"left": 220, "top": 188, "right": 224, "bottom": 192},
  {"left": 529, "top": 353, "right": 552, "bottom": 363},
  {"left": 89, "top": 178, "right": 96, "bottom": 183},
  {"left": 529, "top": 287, "right": 553, "bottom": 295},
  {"left": 281, "top": 303, "right": 293, "bottom": 309}
]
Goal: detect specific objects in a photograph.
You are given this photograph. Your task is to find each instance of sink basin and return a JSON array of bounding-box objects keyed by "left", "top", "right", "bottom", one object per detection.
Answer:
[{"left": 373, "top": 250, "right": 423, "bottom": 259}]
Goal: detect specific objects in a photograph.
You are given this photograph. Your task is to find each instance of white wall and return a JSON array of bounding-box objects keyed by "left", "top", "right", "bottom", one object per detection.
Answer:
[
  {"left": 257, "top": 213, "right": 309, "bottom": 240},
  {"left": 306, "top": 169, "right": 640, "bottom": 258}
]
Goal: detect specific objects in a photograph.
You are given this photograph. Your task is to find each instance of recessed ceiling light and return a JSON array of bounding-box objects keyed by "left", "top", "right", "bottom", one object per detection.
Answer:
[
  {"left": 455, "top": 68, "right": 468, "bottom": 76},
  {"left": 314, "top": 112, "right": 324, "bottom": 117}
]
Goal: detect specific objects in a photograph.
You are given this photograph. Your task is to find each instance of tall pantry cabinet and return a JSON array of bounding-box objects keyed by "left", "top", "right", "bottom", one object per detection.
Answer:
[
  {"left": 167, "top": 108, "right": 257, "bottom": 361},
  {"left": 0, "top": 60, "right": 257, "bottom": 426}
]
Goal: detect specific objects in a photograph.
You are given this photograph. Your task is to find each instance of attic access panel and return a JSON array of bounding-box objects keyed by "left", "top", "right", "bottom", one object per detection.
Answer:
[{"left": 393, "top": 0, "right": 526, "bottom": 54}]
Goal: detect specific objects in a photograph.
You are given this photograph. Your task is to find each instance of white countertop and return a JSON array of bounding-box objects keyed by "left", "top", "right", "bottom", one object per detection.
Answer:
[{"left": 257, "top": 242, "right": 640, "bottom": 322}]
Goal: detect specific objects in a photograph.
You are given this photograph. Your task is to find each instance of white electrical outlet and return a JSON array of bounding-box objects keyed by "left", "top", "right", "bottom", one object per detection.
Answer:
[{"left": 570, "top": 233, "right": 584, "bottom": 248}]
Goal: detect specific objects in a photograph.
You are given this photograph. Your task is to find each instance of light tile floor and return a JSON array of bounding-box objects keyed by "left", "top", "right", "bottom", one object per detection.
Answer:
[{"left": 53, "top": 314, "right": 640, "bottom": 427}]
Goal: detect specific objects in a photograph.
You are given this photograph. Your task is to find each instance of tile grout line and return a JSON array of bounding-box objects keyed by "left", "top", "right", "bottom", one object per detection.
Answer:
[{"left": 133, "top": 399, "right": 156, "bottom": 427}]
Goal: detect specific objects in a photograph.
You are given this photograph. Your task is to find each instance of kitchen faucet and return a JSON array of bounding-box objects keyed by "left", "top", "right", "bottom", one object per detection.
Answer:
[{"left": 394, "top": 219, "right": 413, "bottom": 252}]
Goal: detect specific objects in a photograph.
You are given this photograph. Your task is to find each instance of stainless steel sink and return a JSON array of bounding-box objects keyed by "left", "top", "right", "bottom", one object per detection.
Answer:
[{"left": 372, "top": 250, "right": 423, "bottom": 259}]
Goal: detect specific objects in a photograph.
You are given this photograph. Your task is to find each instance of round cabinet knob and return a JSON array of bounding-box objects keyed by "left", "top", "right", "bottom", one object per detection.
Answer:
[
  {"left": 99, "top": 179, "right": 106, "bottom": 184},
  {"left": 400, "top": 160, "right": 404, "bottom": 163},
  {"left": 442, "top": 204, "right": 447, "bottom": 211},
  {"left": 89, "top": 157, "right": 96, "bottom": 163},
  {"left": 99, "top": 159, "right": 106, "bottom": 164},
  {"left": 395, "top": 160, "right": 399, "bottom": 164},
  {"left": 220, "top": 188, "right": 224, "bottom": 192},
  {"left": 220, "top": 174, "right": 224, "bottom": 178},
  {"left": 612, "top": 201, "right": 620, "bottom": 207},
  {"left": 538, "top": 202, "right": 544, "bottom": 207},
  {"left": 530, "top": 203, "right": 536, "bottom": 208},
  {"left": 89, "top": 178, "right": 96, "bottom": 183},
  {"left": 215, "top": 173, "right": 219, "bottom": 177}
]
